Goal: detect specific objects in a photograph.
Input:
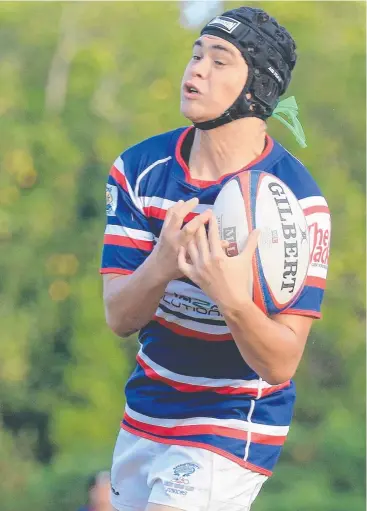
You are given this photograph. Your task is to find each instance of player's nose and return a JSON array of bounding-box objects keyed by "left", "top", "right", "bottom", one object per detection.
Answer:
[{"left": 191, "top": 57, "right": 211, "bottom": 80}]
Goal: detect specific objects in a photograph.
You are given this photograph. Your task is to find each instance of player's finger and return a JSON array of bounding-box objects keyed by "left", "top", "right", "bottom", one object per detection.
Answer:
[
  {"left": 180, "top": 196, "right": 200, "bottom": 216},
  {"left": 171, "top": 197, "right": 199, "bottom": 229},
  {"left": 187, "top": 239, "right": 199, "bottom": 266},
  {"left": 178, "top": 245, "right": 193, "bottom": 277},
  {"left": 242, "top": 229, "right": 261, "bottom": 261},
  {"left": 195, "top": 224, "right": 209, "bottom": 261},
  {"left": 181, "top": 209, "right": 211, "bottom": 242},
  {"left": 163, "top": 200, "right": 184, "bottom": 229},
  {"left": 208, "top": 213, "right": 223, "bottom": 257},
  {"left": 221, "top": 240, "right": 230, "bottom": 252}
]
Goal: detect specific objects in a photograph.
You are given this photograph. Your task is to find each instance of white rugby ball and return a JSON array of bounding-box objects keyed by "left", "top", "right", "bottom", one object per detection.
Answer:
[{"left": 213, "top": 170, "right": 310, "bottom": 315}]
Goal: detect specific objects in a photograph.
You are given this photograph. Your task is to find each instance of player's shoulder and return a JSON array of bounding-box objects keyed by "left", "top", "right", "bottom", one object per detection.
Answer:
[
  {"left": 270, "top": 139, "right": 324, "bottom": 201},
  {"left": 117, "top": 127, "right": 186, "bottom": 180}
]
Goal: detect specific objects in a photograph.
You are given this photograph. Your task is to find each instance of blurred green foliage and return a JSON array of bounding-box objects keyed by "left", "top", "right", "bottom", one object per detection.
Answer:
[{"left": 0, "top": 2, "right": 365, "bottom": 510}]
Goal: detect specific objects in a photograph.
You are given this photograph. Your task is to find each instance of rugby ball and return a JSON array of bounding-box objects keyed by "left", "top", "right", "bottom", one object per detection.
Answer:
[{"left": 213, "top": 170, "right": 310, "bottom": 315}]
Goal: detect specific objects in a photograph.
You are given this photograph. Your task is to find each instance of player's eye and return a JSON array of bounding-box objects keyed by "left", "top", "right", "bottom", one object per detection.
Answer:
[
  {"left": 214, "top": 60, "right": 225, "bottom": 66},
  {"left": 192, "top": 54, "right": 201, "bottom": 61}
]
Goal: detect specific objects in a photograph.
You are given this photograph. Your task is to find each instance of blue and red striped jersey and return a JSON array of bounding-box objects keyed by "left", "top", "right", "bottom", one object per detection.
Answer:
[{"left": 100, "top": 126, "right": 331, "bottom": 476}]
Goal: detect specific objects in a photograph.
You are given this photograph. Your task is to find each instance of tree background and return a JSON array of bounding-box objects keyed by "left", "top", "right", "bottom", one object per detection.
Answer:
[{"left": 0, "top": 1, "right": 365, "bottom": 510}]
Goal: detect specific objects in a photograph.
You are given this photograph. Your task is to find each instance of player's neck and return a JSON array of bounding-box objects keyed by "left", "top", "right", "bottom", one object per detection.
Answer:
[{"left": 189, "top": 117, "right": 267, "bottom": 181}]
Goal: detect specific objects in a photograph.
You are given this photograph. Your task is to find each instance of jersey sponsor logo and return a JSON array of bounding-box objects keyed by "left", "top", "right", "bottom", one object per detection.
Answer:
[
  {"left": 106, "top": 184, "right": 118, "bottom": 216},
  {"left": 162, "top": 292, "right": 221, "bottom": 317},
  {"left": 207, "top": 16, "right": 240, "bottom": 33},
  {"left": 308, "top": 218, "right": 330, "bottom": 270},
  {"left": 298, "top": 196, "right": 330, "bottom": 287}
]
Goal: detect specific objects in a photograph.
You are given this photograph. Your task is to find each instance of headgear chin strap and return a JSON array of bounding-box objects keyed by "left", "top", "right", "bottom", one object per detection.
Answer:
[
  {"left": 193, "top": 96, "right": 307, "bottom": 148},
  {"left": 193, "top": 7, "right": 297, "bottom": 130}
]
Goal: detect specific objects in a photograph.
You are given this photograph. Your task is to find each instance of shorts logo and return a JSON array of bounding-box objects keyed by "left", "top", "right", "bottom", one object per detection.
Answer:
[
  {"left": 207, "top": 16, "right": 240, "bottom": 34},
  {"left": 106, "top": 184, "right": 118, "bottom": 216},
  {"left": 163, "top": 463, "right": 199, "bottom": 497}
]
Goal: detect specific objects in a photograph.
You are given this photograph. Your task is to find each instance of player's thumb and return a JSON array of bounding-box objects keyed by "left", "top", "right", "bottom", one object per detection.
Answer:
[{"left": 241, "top": 229, "right": 261, "bottom": 262}]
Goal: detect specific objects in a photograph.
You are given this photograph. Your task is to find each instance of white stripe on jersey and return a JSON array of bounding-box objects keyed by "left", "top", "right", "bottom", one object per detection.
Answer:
[
  {"left": 140, "top": 195, "right": 213, "bottom": 214},
  {"left": 105, "top": 224, "right": 154, "bottom": 241},
  {"left": 113, "top": 156, "right": 144, "bottom": 213},
  {"left": 125, "top": 403, "right": 289, "bottom": 436},
  {"left": 155, "top": 308, "right": 230, "bottom": 336},
  {"left": 298, "top": 196, "right": 328, "bottom": 209},
  {"left": 138, "top": 349, "right": 278, "bottom": 391},
  {"left": 244, "top": 399, "right": 256, "bottom": 460},
  {"left": 134, "top": 157, "right": 172, "bottom": 198}
]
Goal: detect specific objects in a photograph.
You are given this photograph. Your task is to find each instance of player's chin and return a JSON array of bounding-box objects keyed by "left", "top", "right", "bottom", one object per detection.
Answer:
[{"left": 180, "top": 102, "right": 213, "bottom": 124}]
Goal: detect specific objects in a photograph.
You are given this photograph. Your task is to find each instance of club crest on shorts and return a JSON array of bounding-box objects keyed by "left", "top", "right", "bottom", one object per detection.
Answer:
[
  {"left": 163, "top": 463, "right": 199, "bottom": 497},
  {"left": 106, "top": 184, "right": 118, "bottom": 216},
  {"left": 173, "top": 462, "right": 199, "bottom": 480}
]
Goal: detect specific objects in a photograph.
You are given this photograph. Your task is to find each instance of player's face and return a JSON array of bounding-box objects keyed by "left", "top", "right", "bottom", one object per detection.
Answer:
[{"left": 180, "top": 35, "right": 248, "bottom": 123}]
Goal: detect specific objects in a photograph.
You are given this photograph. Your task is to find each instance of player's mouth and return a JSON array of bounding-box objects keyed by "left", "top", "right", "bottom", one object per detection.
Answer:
[{"left": 183, "top": 82, "right": 201, "bottom": 99}]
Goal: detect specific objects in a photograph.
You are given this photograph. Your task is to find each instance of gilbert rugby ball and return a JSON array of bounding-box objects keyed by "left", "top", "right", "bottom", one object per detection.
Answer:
[{"left": 213, "top": 170, "right": 310, "bottom": 315}]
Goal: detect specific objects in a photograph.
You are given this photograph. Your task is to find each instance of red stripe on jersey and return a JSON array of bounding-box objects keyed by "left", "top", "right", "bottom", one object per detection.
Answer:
[
  {"left": 305, "top": 276, "right": 326, "bottom": 289},
  {"left": 121, "top": 422, "right": 273, "bottom": 477},
  {"left": 99, "top": 268, "right": 133, "bottom": 275},
  {"left": 255, "top": 381, "right": 291, "bottom": 397},
  {"left": 104, "top": 234, "right": 153, "bottom": 251},
  {"left": 303, "top": 205, "right": 329, "bottom": 216},
  {"left": 124, "top": 412, "right": 248, "bottom": 440},
  {"left": 279, "top": 309, "right": 321, "bottom": 319},
  {"left": 184, "top": 211, "right": 199, "bottom": 222},
  {"left": 153, "top": 315, "right": 233, "bottom": 342},
  {"left": 110, "top": 165, "right": 128, "bottom": 191},
  {"left": 250, "top": 433, "right": 287, "bottom": 446},
  {"left": 143, "top": 206, "right": 199, "bottom": 224},
  {"left": 176, "top": 127, "right": 275, "bottom": 189},
  {"left": 143, "top": 206, "right": 166, "bottom": 220},
  {"left": 124, "top": 412, "right": 287, "bottom": 447},
  {"left": 137, "top": 353, "right": 290, "bottom": 397}
]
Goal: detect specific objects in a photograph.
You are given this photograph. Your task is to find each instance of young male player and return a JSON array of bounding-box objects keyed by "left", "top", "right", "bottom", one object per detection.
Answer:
[{"left": 101, "top": 6, "right": 331, "bottom": 511}]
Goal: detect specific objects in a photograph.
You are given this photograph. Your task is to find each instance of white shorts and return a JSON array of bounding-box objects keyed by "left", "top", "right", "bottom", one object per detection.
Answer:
[{"left": 110, "top": 428, "right": 268, "bottom": 511}]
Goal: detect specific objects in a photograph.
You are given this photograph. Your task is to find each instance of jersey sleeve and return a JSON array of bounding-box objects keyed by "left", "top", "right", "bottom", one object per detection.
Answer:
[
  {"left": 100, "top": 154, "right": 154, "bottom": 275},
  {"left": 280, "top": 195, "right": 331, "bottom": 319}
]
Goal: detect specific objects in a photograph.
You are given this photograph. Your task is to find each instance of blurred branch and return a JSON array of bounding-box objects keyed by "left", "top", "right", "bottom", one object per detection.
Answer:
[{"left": 44, "top": 5, "right": 82, "bottom": 114}]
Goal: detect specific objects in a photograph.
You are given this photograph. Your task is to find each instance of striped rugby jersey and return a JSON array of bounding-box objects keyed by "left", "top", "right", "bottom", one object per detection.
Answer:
[{"left": 101, "top": 127, "right": 331, "bottom": 476}]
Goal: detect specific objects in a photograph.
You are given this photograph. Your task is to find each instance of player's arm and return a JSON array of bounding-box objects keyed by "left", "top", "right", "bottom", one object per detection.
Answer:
[
  {"left": 103, "top": 199, "right": 212, "bottom": 337},
  {"left": 219, "top": 299, "right": 313, "bottom": 384},
  {"left": 103, "top": 258, "right": 171, "bottom": 338},
  {"left": 179, "top": 213, "right": 330, "bottom": 384}
]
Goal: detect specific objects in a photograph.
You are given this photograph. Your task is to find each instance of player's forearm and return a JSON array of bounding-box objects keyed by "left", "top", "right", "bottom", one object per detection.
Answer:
[
  {"left": 103, "top": 254, "right": 169, "bottom": 337},
  {"left": 221, "top": 300, "right": 301, "bottom": 385}
]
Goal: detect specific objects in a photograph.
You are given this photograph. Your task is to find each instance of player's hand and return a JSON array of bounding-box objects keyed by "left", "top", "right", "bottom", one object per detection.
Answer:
[
  {"left": 177, "top": 212, "right": 260, "bottom": 310},
  {"left": 151, "top": 197, "right": 212, "bottom": 282}
]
